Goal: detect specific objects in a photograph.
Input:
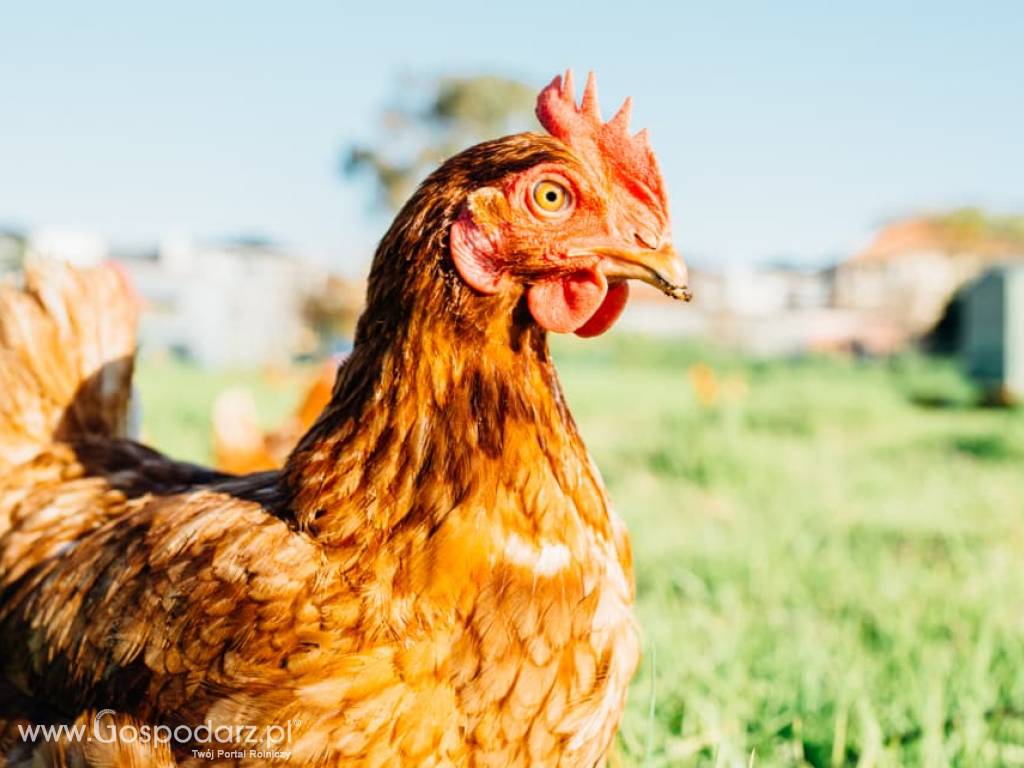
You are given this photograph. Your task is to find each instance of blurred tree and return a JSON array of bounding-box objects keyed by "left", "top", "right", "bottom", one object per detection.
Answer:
[
  {"left": 992, "top": 213, "right": 1024, "bottom": 249},
  {"left": 933, "top": 208, "right": 1024, "bottom": 254},
  {"left": 343, "top": 74, "right": 538, "bottom": 212},
  {"left": 302, "top": 274, "right": 366, "bottom": 346}
]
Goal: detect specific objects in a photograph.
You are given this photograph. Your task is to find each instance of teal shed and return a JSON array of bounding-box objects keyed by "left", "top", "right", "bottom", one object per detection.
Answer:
[{"left": 963, "top": 265, "right": 1024, "bottom": 398}]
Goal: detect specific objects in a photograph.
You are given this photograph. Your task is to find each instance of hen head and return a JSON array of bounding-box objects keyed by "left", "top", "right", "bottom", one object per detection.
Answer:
[{"left": 449, "top": 70, "right": 689, "bottom": 338}]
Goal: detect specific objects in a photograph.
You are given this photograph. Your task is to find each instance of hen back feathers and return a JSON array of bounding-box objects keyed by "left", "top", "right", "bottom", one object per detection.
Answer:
[{"left": 0, "top": 259, "right": 137, "bottom": 471}]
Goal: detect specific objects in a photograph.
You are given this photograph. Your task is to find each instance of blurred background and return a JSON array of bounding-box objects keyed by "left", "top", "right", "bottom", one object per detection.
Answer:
[{"left": 3, "top": 2, "right": 1024, "bottom": 765}]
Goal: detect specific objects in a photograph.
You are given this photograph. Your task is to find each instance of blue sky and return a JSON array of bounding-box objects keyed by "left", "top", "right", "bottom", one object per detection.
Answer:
[{"left": 2, "top": 1, "right": 1021, "bottom": 270}]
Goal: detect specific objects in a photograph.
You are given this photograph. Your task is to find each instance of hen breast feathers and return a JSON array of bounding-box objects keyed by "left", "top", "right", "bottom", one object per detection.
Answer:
[{"left": 0, "top": 135, "right": 641, "bottom": 767}]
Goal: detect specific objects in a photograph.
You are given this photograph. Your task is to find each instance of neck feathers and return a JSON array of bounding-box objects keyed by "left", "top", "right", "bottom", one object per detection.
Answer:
[{"left": 281, "top": 135, "right": 611, "bottom": 550}]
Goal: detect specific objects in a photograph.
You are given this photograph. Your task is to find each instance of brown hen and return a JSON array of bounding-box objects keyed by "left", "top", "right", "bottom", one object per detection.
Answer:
[{"left": 0, "top": 71, "right": 688, "bottom": 767}]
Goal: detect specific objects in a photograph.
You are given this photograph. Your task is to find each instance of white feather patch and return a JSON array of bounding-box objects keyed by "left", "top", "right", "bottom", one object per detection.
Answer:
[{"left": 502, "top": 532, "right": 572, "bottom": 577}]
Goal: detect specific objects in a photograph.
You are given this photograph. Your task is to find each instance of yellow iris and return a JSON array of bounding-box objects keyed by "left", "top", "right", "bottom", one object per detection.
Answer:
[{"left": 532, "top": 180, "right": 570, "bottom": 213}]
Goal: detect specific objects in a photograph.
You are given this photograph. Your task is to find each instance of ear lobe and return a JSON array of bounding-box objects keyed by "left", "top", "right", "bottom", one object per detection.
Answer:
[{"left": 450, "top": 207, "right": 505, "bottom": 295}]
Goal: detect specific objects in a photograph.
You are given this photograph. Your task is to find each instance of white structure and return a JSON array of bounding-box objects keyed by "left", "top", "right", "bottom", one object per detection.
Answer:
[
  {"left": 119, "top": 238, "right": 319, "bottom": 367},
  {"left": 26, "top": 228, "right": 108, "bottom": 267},
  {"left": 835, "top": 249, "right": 981, "bottom": 334}
]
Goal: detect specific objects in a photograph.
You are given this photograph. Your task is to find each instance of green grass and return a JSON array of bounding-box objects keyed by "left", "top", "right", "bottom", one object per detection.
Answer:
[
  {"left": 134, "top": 355, "right": 309, "bottom": 462},
  {"left": 136, "top": 339, "right": 1024, "bottom": 767}
]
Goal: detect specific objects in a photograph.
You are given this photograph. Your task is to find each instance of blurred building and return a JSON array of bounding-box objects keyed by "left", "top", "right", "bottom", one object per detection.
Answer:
[
  {"left": 3, "top": 225, "right": 361, "bottom": 367},
  {"left": 620, "top": 264, "right": 845, "bottom": 356},
  {"left": 116, "top": 237, "right": 323, "bottom": 367},
  {"left": 26, "top": 228, "right": 109, "bottom": 267},
  {"left": 835, "top": 215, "right": 1024, "bottom": 340},
  {"left": 714, "top": 264, "right": 833, "bottom": 315}
]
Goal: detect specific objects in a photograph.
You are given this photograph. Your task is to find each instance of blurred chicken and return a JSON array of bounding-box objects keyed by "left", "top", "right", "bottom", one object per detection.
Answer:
[
  {"left": 688, "top": 363, "right": 749, "bottom": 409},
  {"left": 212, "top": 358, "right": 341, "bottom": 474},
  {"left": 0, "top": 71, "right": 689, "bottom": 767}
]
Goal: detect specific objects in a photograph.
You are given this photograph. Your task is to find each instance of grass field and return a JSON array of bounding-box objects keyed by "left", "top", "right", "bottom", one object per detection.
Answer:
[{"left": 136, "top": 338, "right": 1024, "bottom": 767}]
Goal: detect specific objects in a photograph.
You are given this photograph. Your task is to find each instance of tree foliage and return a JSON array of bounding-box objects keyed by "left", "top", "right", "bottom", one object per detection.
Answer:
[
  {"left": 343, "top": 74, "right": 537, "bottom": 212},
  {"left": 932, "top": 208, "right": 1024, "bottom": 254}
]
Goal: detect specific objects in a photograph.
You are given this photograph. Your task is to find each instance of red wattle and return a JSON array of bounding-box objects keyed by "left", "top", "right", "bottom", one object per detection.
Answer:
[
  {"left": 574, "top": 281, "right": 630, "bottom": 337},
  {"left": 526, "top": 269, "right": 630, "bottom": 337}
]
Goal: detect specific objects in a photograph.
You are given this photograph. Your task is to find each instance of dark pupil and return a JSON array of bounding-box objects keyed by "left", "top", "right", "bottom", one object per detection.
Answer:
[{"left": 545, "top": 190, "right": 559, "bottom": 203}]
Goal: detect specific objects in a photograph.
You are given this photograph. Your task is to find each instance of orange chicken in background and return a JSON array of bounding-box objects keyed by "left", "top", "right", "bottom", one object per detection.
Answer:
[
  {"left": 0, "top": 72, "right": 689, "bottom": 766},
  {"left": 212, "top": 359, "right": 341, "bottom": 475}
]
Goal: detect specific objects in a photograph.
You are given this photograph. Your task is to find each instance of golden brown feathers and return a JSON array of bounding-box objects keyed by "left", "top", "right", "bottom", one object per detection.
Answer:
[
  {"left": 0, "top": 259, "right": 136, "bottom": 472},
  {"left": 0, "top": 133, "right": 640, "bottom": 767}
]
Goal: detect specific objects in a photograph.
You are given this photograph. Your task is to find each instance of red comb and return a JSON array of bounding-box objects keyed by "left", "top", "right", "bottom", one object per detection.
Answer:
[{"left": 535, "top": 70, "right": 667, "bottom": 216}]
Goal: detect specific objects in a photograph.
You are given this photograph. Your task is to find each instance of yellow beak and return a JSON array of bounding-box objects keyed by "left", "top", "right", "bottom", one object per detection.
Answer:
[{"left": 590, "top": 242, "right": 691, "bottom": 301}]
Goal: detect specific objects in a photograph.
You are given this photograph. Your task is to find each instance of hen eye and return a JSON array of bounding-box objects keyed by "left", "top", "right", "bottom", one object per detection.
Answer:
[{"left": 532, "top": 180, "right": 571, "bottom": 215}]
